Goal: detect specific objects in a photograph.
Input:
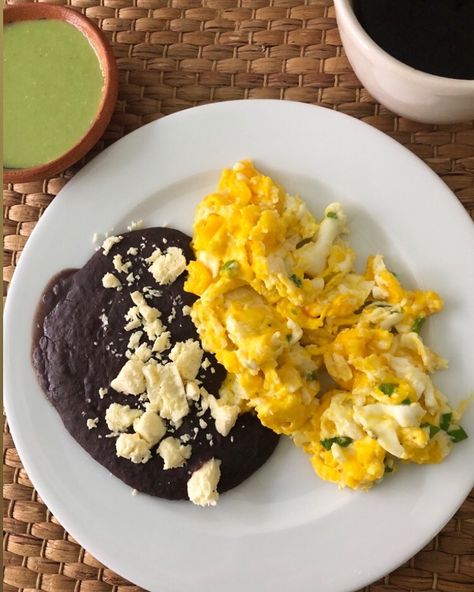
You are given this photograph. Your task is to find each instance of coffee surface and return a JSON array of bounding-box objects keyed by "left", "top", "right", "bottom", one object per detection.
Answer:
[{"left": 353, "top": 0, "right": 474, "bottom": 80}]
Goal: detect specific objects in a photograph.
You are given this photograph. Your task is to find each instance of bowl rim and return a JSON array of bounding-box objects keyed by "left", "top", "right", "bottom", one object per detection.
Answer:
[
  {"left": 334, "top": 0, "right": 474, "bottom": 89},
  {"left": 3, "top": 4, "right": 118, "bottom": 184}
]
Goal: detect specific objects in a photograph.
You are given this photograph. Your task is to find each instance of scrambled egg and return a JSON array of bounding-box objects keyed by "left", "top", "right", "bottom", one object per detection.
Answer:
[{"left": 185, "top": 160, "right": 467, "bottom": 490}]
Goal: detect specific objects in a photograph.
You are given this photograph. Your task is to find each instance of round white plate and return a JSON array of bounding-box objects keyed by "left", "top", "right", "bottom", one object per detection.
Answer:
[{"left": 4, "top": 100, "right": 474, "bottom": 592}]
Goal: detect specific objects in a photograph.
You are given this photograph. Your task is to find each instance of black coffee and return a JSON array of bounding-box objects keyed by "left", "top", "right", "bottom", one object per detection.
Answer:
[{"left": 352, "top": 0, "right": 474, "bottom": 80}]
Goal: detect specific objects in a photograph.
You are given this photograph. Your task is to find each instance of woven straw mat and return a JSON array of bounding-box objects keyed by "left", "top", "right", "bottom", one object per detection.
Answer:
[{"left": 3, "top": 0, "right": 474, "bottom": 591}]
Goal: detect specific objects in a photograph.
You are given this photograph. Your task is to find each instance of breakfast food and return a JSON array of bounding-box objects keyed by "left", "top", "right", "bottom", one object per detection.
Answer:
[
  {"left": 32, "top": 227, "right": 279, "bottom": 504},
  {"left": 32, "top": 162, "right": 468, "bottom": 502},
  {"left": 185, "top": 160, "right": 468, "bottom": 490}
]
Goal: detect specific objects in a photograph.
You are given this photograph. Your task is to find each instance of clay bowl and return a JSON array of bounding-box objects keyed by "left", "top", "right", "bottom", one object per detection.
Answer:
[{"left": 3, "top": 4, "right": 118, "bottom": 183}]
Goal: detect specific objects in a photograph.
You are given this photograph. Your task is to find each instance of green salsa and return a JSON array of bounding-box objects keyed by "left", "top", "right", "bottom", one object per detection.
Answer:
[{"left": 3, "top": 19, "right": 104, "bottom": 169}]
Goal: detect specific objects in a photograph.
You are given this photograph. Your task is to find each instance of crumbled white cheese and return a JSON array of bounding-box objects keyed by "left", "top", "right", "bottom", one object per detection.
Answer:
[
  {"left": 105, "top": 403, "right": 143, "bottom": 432},
  {"left": 98, "top": 387, "right": 108, "bottom": 399},
  {"left": 102, "top": 235, "right": 123, "bottom": 256},
  {"left": 99, "top": 313, "right": 108, "bottom": 328},
  {"left": 199, "top": 419, "right": 207, "bottom": 429},
  {"left": 130, "top": 342, "right": 152, "bottom": 362},
  {"left": 208, "top": 395, "right": 240, "bottom": 437},
  {"left": 102, "top": 272, "right": 122, "bottom": 290},
  {"left": 127, "top": 219, "right": 143, "bottom": 231},
  {"left": 131, "top": 291, "right": 160, "bottom": 323},
  {"left": 182, "top": 305, "right": 192, "bottom": 316},
  {"left": 86, "top": 418, "right": 99, "bottom": 430},
  {"left": 116, "top": 433, "right": 151, "bottom": 464},
  {"left": 201, "top": 358, "right": 211, "bottom": 370},
  {"left": 187, "top": 458, "right": 221, "bottom": 506},
  {"left": 126, "top": 273, "right": 135, "bottom": 285},
  {"left": 143, "top": 362, "right": 189, "bottom": 423},
  {"left": 129, "top": 291, "right": 164, "bottom": 340},
  {"left": 124, "top": 306, "right": 141, "bottom": 331},
  {"left": 143, "top": 286, "right": 162, "bottom": 298},
  {"left": 169, "top": 339, "right": 203, "bottom": 381},
  {"left": 131, "top": 489, "right": 138, "bottom": 496},
  {"left": 127, "top": 247, "right": 139, "bottom": 256},
  {"left": 157, "top": 436, "right": 192, "bottom": 469},
  {"left": 144, "top": 319, "right": 164, "bottom": 341},
  {"left": 127, "top": 331, "right": 143, "bottom": 351},
  {"left": 113, "top": 254, "right": 132, "bottom": 274},
  {"left": 133, "top": 411, "right": 166, "bottom": 446},
  {"left": 110, "top": 359, "right": 146, "bottom": 395},
  {"left": 185, "top": 381, "right": 200, "bottom": 401},
  {"left": 147, "top": 247, "right": 187, "bottom": 285},
  {"left": 152, "top": 331, "right": 171, "bottom": 353}
]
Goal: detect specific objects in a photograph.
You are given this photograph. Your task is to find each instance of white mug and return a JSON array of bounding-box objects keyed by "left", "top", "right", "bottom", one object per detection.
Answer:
[{"left": 333, "top": 0, "right": 474, "bottom": 123}]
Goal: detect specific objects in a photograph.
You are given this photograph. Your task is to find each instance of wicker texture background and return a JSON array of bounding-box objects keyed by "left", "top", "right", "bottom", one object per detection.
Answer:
[{"left": 3, "top": 0, "right": 474, "bottom": 590}]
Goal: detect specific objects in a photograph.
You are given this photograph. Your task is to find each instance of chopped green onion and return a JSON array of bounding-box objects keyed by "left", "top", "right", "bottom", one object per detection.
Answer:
[
  {"left": 326, "top": 211, "right": 338, "bottom": 219},
  {"left": 378, "top": 383, "right": 396, "bottom": 396},
  {"left": 389, "top": 270, "right": 398, "bottom": 279},
  {"left": 286, "top": 334, "right": 292, "bottom": 342},
  {"left": 412, "top": 317, "right": 425, "bottom": 333},
  {"left": 290, "top": 274, "right": 302, "bottom": 287},
  {"left": 400, "top": 398, "right": 411, "bottom": 405},
  {"left": 448, "top": 427, "right": 468, "bottom": 443},
  {"left": 306, "top": 371, "right": 318, "bottom": 381},
  {"left": 384, "top": 464, "right": 394, "bottom": 474},
  {"left": 440, "top": 412, "right": 452, "bottom": 431},
  {"left": 421, "top": 423, "right": 440, "bottom": 439},
  {"left": 320, "top": 436, "right": 353, "bottom": 450},
  {"left": 221, "top": 260, "right": 239, "bottom": 274}
]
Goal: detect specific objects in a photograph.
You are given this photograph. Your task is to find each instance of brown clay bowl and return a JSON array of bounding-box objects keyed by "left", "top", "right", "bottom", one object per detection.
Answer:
[{"left": 3, "top": 4, "right": 118, "bottom": 183}]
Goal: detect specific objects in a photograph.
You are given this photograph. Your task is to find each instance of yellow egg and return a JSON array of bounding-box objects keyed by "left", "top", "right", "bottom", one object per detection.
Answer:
[
  {"left": 309, "top": 437, "right": 386, "bottom": 490},
  {"left": 185, "top": 160, "right": 464, "bottom": 491}
]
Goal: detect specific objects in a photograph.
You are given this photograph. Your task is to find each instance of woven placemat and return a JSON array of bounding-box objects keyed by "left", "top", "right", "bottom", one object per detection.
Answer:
[{"left": 3, "top": 1, "right": 474, "bottom": 590}]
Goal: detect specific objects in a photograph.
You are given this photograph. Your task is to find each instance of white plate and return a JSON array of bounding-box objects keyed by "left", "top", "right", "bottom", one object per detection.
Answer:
[{"left": 4, "top": 100, "right": 474, "bottom": 592}]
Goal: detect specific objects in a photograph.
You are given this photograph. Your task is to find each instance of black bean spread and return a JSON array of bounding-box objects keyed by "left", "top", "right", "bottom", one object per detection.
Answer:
[{"left": 32, "top": 227, "right": 278, "bottom": 503}]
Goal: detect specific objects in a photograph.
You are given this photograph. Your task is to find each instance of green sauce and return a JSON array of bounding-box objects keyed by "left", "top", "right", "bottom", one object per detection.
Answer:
[{"left": 3, "top": 20, "right": 104, "bottom": 169}]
